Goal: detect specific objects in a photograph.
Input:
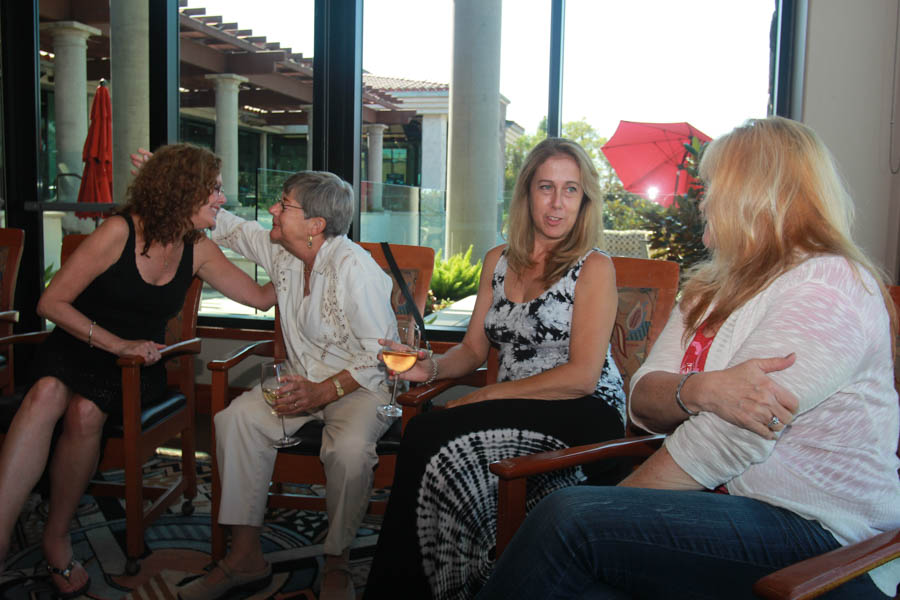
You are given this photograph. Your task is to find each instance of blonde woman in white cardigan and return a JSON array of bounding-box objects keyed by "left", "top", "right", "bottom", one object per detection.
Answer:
[{"left": 476, "top": 117, "right": 900, "bottom": 600}]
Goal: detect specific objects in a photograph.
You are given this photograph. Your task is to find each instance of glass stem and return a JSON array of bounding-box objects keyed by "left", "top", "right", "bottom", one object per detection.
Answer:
[
  {"left": 280, "top": 416, "right": 289, "bottom": 439},
  {"left": 390, "top": 377, "right": 400, "bottom": 408}
]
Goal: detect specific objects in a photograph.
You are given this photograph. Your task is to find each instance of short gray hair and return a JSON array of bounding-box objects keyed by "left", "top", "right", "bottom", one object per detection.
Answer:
[{"left": 282, "top": 171, "right": 354, "bottom": 237}]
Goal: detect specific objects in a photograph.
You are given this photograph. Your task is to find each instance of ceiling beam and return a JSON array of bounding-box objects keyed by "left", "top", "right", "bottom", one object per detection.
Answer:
[
  {"left": 226, "top": 51, "right": 284, "bottom": 74},
  {"left": 262, "top": 112, "right": 309, "bottom": 125},
  {"left": 180, "top": 87, "right": 309, "bottom": 110},
  {"left": 180, "top": 36, "right": 226, "bottom": 72},
  {"left": 246, "top": 73, "right": 313, "bottom": 103}
]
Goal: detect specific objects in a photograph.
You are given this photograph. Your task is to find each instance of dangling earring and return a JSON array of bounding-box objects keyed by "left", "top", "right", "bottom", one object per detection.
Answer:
[{"left": 307, "top": 235, "right": 313, "bottom": 248}]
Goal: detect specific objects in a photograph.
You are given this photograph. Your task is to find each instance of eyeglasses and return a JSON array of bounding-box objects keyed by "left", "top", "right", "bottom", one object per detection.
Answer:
[
  {"left": 279, "top": 199, "right": 304, "bottom": 212},
  {"left": 211, "top": 183, "right": 224, "bottom": 196}
]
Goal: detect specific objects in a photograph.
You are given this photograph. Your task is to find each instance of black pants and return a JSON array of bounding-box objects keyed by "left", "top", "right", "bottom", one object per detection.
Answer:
[{"left": 364, "top": 394, "right": 626, "bottom": 600}]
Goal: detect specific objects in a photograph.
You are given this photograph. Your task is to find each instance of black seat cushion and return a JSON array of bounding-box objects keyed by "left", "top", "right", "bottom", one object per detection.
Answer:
[
  {"left": 103, "top": 389, "right": 187, "bottom": 437},
  {"left": 0, "top": 392, "right": 23, "bottom": 432},
  {"left": 277, "top": 416, "right": 403, "bottom": 456}
]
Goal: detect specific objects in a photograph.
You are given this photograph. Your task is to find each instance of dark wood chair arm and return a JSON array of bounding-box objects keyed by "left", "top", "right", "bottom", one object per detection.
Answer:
[
  {"left": 396, "top": 368, "right": 489, "bottom": 409},
  {"left": 116, "top": 338, "right": 202, "bottom": 367},
  {"left": 752, "top": 528, "right": 900, "bottom": 600},
  {"left": 0, "top": 330, "right": 50, "bottom": 346},
  {"left": 491, "top": 434, "right": 665, "bottom": 557},
  {"left": 206, "top": 339, "right": 276, "bottom": 372},
  {"left": 490, "top": 434, "right": 666, "bottom": 480},
  {"left": 0, "top": 310, "right": 18, "bottom": 323}
]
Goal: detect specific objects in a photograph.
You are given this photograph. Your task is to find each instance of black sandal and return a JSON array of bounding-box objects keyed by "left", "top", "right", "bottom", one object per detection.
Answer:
[{"left": 46, "top": 558, "right": 91, "bottom": 599}]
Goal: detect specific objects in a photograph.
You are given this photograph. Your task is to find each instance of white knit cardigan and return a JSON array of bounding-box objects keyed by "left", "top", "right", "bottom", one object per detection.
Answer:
[{"left": 630, "top": 255, "right": 900, "bottom": 596}]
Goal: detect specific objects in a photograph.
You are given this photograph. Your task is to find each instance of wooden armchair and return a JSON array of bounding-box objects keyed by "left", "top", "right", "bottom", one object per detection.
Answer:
[
  {"left": 0, "top": 228, "right": 24, "bottom": 395},
  {"left": 489, "top": 285, "right": 900, "bottom": 599},
  {"left": 207, "top": 241, "right": 435, "bottom": 560},
  {"left": 0, "top": 234, "right": 202, "bottom": 575},
  {"left": 395, "top": 256, "right": 681, "bottom": 552}
]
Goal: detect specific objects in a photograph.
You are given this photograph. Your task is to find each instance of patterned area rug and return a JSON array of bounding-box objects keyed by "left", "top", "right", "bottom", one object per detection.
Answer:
[{"left": 0, "top": 453, "right": 383, "bottom": 599}]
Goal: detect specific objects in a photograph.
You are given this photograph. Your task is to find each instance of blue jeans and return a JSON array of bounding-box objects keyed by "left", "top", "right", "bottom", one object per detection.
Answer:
[{"left": 475, "top": 486, "right": 884, "bottom": 600}]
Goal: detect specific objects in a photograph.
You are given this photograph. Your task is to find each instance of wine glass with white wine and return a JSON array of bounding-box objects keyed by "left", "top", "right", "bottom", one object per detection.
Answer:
[
  {"left": 377, "top": 317, "right": 421, "bottom": 418},
  {"left": 261, "top": 361, "right": 301, "bottom": 448}
]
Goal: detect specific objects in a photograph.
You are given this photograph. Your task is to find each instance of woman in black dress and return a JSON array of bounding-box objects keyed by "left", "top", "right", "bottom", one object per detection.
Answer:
[
  {"left": 365, "top": 138, "right": 627, "bottom": 600},
  {"left": 0, "top": 144, "right": 275, "bottom": 598}
]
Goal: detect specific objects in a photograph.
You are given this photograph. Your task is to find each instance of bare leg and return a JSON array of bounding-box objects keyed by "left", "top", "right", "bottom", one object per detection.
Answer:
[
  {"left": 0, "top": 377, "right": 71, "bottom": 567},
  {"left": 41, "top": 394, "right": 105, "bottom": 594},
  {"left": 321, "top": 548, "right": 354, "bottom": 600}
]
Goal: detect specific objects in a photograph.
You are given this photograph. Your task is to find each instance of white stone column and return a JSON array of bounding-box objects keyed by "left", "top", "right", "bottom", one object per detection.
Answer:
[
  {"left": 421, "top": 114, "right": 448, "bottom": 192},
  {"left": 446, "top": 0, "right": 502, "bottom": 259},
  {"left": 110, "top": 1, "right": 149, "bottom": 205},
  {"left": 41, "top": 21, "right": 101, "bottom": 202},
  {"left": 206, "top": 74, "right": 248, "bottom": 202},
  {"left": 365, "top": 123, "right": 388, "bottom": 211}
]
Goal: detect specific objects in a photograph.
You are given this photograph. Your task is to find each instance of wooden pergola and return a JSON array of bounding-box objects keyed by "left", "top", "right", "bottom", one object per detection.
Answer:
[{"left": 37, "top": 0, "right": 416, "bottom": 127}]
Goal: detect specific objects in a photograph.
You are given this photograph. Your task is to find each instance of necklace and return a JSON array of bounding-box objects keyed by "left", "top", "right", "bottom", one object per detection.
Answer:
[{"left": 162, "top": 243, "right": 181, "bottom": 269}]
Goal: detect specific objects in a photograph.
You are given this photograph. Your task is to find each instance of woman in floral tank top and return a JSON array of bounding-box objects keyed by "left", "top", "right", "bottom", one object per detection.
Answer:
[{"left": 366, "top": 138, "right": 627, "bottom": 600}]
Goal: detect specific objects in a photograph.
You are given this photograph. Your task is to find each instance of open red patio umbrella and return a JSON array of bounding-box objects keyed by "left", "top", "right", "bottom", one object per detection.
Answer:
[
  {"left": 76, "top": 82, "right": 113, "bottom": 220},
  {"left": 601, "top": 121, "right": 712, "bottom": 207}
]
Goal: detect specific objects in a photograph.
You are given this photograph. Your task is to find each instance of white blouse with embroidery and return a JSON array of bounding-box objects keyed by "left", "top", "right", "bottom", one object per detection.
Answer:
[{"left": 211, "top": 209, "right": 396, "bottom": 397}]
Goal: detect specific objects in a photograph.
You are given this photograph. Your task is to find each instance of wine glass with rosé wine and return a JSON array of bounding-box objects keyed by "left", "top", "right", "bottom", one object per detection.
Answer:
[
  {"left": 261, "top": 361, "right": 301, "bottom": 448},
  {"left": 377, "top": 316, "right": 421, "bottom": 418}
]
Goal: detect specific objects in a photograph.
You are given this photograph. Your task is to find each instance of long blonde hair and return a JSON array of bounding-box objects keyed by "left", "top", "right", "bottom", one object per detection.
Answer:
[
  {"left": 506, "top": 138, "right": 601, "bottom": 284},
  {"left": 682, "top": 117, "right": 897, "bottom": 343}
]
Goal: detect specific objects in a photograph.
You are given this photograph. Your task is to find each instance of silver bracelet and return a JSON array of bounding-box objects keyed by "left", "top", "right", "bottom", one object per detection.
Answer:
[
  {"left": 424, "top": 354, "right": 439, "bottom": 385},
  {"left": 675, "top": 371, "right": 700, "bottom": 416},
  {"left": 88, "top": 321, "right": 95, "bottom": 348}
]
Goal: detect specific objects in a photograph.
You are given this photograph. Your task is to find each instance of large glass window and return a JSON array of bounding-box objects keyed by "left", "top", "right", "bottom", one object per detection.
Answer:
[
  {"left": 360, "top": 0, "right": 452, "bottom": 256},
  {"left": 560, "top": 0, "right": 772, "bottom": 261},
  {"left": 180, "top": 0, "right": 314, "bottom": 319},
  {"left": 360, "top": 0, "right": 775, "bottom": 329},
  {"left": 30, "top": 1, "right": 779, "bottom": 328}
]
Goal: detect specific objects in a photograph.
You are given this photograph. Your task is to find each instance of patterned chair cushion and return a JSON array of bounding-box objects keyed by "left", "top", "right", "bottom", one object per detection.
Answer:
[
  {"left": 610, "top": 287, "right": 660, "bottom": 395},
  {"left": 384, "top": 267, "right": 419, "bottom": 317}
]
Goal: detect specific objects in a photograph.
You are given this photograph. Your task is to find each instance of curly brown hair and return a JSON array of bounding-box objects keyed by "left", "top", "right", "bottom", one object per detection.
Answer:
[{"left": 117, "top": 143, "right": 221, "bottom": 256}]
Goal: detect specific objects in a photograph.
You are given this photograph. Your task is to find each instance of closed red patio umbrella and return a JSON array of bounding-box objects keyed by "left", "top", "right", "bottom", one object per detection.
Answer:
[
  {"left": 601, "top": 121, "right": 711, "bottom": 207},
  {"left": 76, "top": 82, "right": 113, "bottom": 220}
]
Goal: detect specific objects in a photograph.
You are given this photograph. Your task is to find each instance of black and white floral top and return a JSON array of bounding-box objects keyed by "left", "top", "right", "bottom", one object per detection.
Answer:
[{"left": 483, "top": 248, "right": 626, "bottom": 422}]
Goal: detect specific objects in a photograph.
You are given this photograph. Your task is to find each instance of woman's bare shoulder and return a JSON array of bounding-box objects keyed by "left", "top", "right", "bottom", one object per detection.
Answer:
[{"left": 483, "top": 244, "right": 507, "bottom": 270}]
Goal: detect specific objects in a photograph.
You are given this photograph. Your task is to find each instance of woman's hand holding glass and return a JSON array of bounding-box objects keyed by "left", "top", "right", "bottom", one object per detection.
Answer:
[
  {"left": 377, "top": 317, "right": 421, "bottom": 418},
  {"left": 261, "top": 361, "right": 301, "bottom": 448}
]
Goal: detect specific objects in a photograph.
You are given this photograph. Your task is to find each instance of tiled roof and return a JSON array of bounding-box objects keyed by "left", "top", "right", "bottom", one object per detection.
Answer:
[{"left": 363, "top": 74, "right": 448, "bottom": 93}]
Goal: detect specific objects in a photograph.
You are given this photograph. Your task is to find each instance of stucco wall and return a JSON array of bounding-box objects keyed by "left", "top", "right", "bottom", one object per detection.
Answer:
[{"left": 799, "top": 0, "right": 900, "bottom": 281}]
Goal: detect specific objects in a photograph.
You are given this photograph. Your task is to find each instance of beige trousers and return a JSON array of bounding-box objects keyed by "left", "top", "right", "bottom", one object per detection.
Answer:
[{"left": 214, "top": 383, "right": 392, "bottom": 555}]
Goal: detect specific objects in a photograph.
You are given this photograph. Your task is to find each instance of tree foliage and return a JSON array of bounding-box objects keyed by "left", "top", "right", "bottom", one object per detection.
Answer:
[{"left": 637, "top": 137, "right": 710, "bottom": 271}]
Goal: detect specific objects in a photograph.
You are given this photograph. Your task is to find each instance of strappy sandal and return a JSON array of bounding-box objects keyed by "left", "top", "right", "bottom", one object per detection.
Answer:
[
  {"left": 177, "top": 560, "right": 272, "bottom": 600},
  {"left": 46, "top": 559, "right": 90, "bottom": 599}
]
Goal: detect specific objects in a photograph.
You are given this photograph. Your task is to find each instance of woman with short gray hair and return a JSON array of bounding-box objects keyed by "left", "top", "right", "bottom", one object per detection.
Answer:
[{"left": 178, "top": 170, "right": 397, "bottom": 600}]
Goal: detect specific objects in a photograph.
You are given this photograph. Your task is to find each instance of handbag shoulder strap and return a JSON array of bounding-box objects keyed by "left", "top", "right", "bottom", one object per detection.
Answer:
[{"left": 380, "top": 241, "right": 428, "bottom": 346}]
